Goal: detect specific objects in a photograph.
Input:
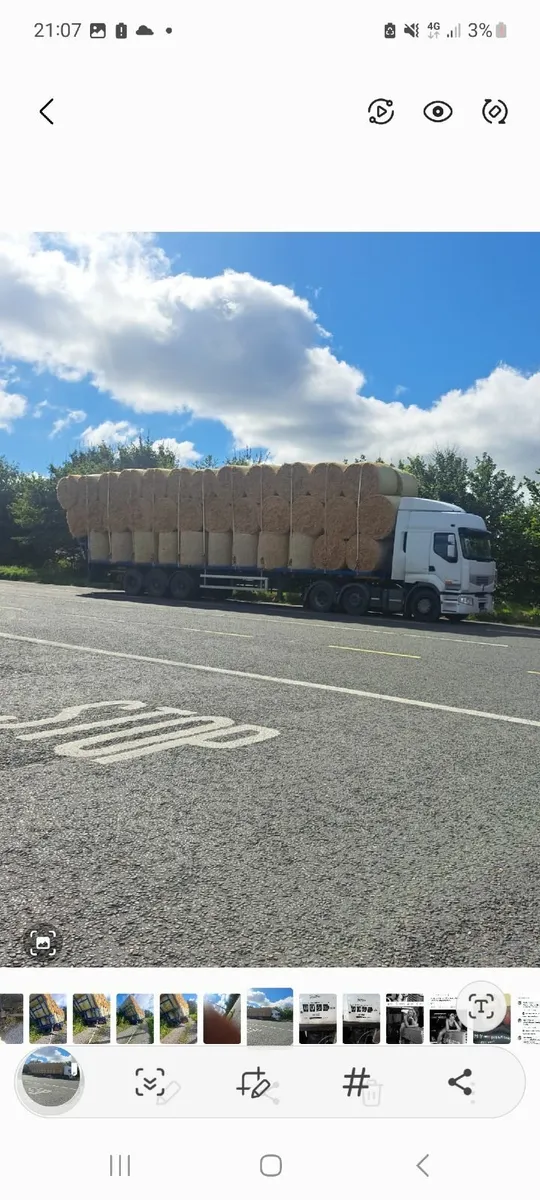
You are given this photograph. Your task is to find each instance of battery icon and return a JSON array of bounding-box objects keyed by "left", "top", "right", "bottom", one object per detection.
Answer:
[
  {"left": 495, "top": 22, "right": 507, "bottom": 38},
  {"left": 115, "top": 22, "right": 127, "bottom": 38}
]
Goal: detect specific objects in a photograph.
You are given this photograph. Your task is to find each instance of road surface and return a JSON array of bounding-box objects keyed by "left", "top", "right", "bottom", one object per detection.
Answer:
[
  {"left": 0, "top": 1020, "right": 23, "bottom": 1044},
  {"left": 21, "top": 1076, "right": 80, "bottom": 1107},
  {"left": 116, "top": 1019, "right": 152, "bottom": 1045},
  {"left": 1, "top": 579, "right": 540, "bottom": 967},
  {"left": 74, "top": 1022, "right": 111, "bottom": 1044},
  {"left": 247, "top": 1019, "right": 293, "bottom": 1045},
  {"left": 161, "top": 1021, "right": 197, "bottom": 1044}
]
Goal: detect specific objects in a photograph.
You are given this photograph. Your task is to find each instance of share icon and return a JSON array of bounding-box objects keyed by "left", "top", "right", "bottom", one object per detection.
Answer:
[{"left": 448, "top": 1068, "right": 473, "bottom": 1096}]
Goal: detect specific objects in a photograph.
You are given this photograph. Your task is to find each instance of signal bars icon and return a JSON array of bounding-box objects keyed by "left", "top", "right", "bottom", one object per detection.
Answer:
[{"left": 447, "top": 23, "right": 461, "bottom": 38}]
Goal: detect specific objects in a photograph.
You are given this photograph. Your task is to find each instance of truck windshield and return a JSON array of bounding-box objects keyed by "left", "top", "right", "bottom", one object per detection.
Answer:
[{"left": 459, "top": 528, "right": 493, "bottom": 562}]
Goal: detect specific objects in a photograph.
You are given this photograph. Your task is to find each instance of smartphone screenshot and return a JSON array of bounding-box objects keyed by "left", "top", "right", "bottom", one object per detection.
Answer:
[{"left": 0, "top": 2, "right": 539, "bottom": 1195}]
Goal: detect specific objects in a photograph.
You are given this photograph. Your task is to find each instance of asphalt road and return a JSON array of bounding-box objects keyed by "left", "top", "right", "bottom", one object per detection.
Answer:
[
  {"left": 2, "top": 579, "right": 540, "bottom": 967},
  {"left": 74, "top": 1022, "right": 111, "bottom": 1044},
  {"left": 116, "top": 1019, "right": 152, "bottom": 1045},
  {"left": 21, "top": 1075, "right": 80, "bottom": 1107},
  {"left": 247, "top": 1019, "right": 294, "bottom": 1045}
]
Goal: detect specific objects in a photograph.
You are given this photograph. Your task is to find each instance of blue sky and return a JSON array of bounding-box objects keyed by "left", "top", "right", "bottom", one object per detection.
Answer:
[
  {"left": 116, "top": 993, "right": 153, "bottom": 1011},
  {"left": 248, "top": 988, "right": 293, "bottom": 1007},
  {"left": 1, "top": 232, "right": 540, "bottom": 480}
]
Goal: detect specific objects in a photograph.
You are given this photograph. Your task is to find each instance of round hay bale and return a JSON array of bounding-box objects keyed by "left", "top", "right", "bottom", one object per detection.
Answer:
[
  {"left": 260, "top": 496, "right": 290, "bottom": 535},
  {"left": 345, "top": 536, "right": 385, "bottom": 573},
  {"left": 288, "top": 533, "right": 315, "bottom": 569},
  {"left": 122, "top": 468, "right": 145, "bottom": 496},
  {"left": 275, "top": 462, "right": 313, "bottom": 500},
  {"left": 257, "top": 532, "right": 289, "bottom": 570},
  {"left": 232, "top": 532, "right": 258, "bottom": 567},
  {"left": 358, "top": 494, "right": 401, "bottom": 540},
  {"left": 165, "top": 468, "right": 181, "bottom": 500},
  {"left": 200, "top": 468, "right": 219, "bottom": 499},
  {"left": 97, "top": 471, "right": 120, "bottom": 506},
  {"left": 56, "top": 475, "right": 80, "bottom": 509},
  {"left": 178, "top": 499, "right": 203, "bottom": 532},
  {"left": 397, "top": 470, "right": 418, "bottom": 497},
  {"left": 66, "top": 507, "right": 88, "bottom": 538},
  {"left": 133, "top": 531, "right": 158, "bottom": 563},
  {"left": 180, "top": 530, "right": 207, "bottom": 566},
  {"left": 312, "top": 532, "right": 347, "bottom": 570},
  {"left": 187, "top": 470, "right": 203, "bottom": 502},
  {"left": 208, "top": 531, "right": 233, "bottom": 566},
  {"left": 324, "top": 496, "right": 358, "bottom": 539},
  {"left": 245, "top": 463, "right": 280, "bottom": 502},
  {"left": 231, "top": 497, "right": 260, "bottom": 534},
  {"left": 153, "top": 497, "right": 178, "bottom": 532},
  {"left": 158, "top": 532, "right": 178, "bottom": 564},
  {"left": 291, "top": 496, "right": 325, "bottom": 537},
  {"left": 306, "top": 462, "right": 345, "bottom": 498},
  {"left": 205, "top": 495, "right": 233, "bottom": 533},
  {"left": 216, "top": 464, "right": 250, "bottom": 500},
  {"left": 128, "top": 497, "right": 153, "bottom": 533},
  {"left": 88, "top": 531, "right": 110, "bottom": 561},
  {"left": 111, "top": 532, "right": 133, "bottom": 562},
  {"left": 141, "top": 468, "right": 171, "bottom": 501}
]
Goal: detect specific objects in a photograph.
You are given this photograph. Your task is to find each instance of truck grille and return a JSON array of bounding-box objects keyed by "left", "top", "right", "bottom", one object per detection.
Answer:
[{"left": 470, "top": 574, "right": 493, "bottom": 586}]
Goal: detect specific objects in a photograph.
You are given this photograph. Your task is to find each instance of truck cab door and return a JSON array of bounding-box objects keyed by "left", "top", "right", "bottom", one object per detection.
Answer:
[{"left": 430, "top": 532, "right": 460, "bottom": 587}]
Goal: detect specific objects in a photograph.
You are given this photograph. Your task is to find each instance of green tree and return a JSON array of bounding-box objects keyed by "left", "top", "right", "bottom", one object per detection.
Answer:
[
  {"left": 0, "top": 455, "right": 23, "bottom": 564},
  {"left": 398, "top": 447, "right": 471, "bottom": 507}
]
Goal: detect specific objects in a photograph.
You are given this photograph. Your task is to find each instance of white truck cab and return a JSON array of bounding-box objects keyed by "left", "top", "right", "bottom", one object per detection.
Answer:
[{"left": 392, "top": 498, "right": 495, "bottom": 619}]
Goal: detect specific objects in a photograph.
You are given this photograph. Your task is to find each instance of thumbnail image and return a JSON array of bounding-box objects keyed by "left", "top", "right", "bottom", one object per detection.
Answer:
[
  {"left": 386, "top": 995, "right": 424, "bottom": 1044},
  {"left": 73, "top": 994, "right": 111, "bottom": 1044},
  {"left": 517, "top": 997, "right": 540, "bottom": 1044},
  {"left": 429, "top": 1008, "right": 467, "bottom": 1044},
  {"left": 29, "top": 993, "right": 67, "bottom": 1044},
  {"left": 299, "top": 994, "right": 337, "bottom": 1044},
  {"left": 473, "top": 995, "right": 511, "bottom": 1045},
  {"left": 247, "top": 989, "right": 294, "bottom": 1046},
  {"left": 343, "top": 995, "right": 381, "bottom": 1044},
  {"left": 116, "top": 994, "right": 154, "bottom": 1044},
  {"left": 20, "top": 1047, "right": 81, "bottom": 1109},
  {"left": 160, "top": 994, "right": 198, "bottom": 1044},
  {"left": 0, "top": 994, "right": 23, "bottom": 1044},
  {"left": 203, "top": 994, "right": 241, "bottom": 1043}
]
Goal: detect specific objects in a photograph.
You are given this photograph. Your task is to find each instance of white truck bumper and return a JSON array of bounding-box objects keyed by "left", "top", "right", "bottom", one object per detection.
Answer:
[{"left": 441, "top": 593, "right": 495, "bottom": 616}]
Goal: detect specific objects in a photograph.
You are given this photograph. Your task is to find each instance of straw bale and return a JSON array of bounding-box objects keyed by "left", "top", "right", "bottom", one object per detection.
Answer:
[
  {"left": 133, "top": 531, "right": 158, "bottom": 563},
  {"left": 178, "top": 499, "right": 203, "bottom": 532},
  {"left": 232, "top": 532, "right": 258, "bottom": 567},
  {"left": 306, "top": 462, "right": 345, "bottom": 498},
  {"left": 358, "top": 494, "right": 401, "bottom": 540},
  {"left": 127, "top": 497, "right": 152, "bottom": 532},
  {"left": 111, "top": 532, "right": 133, "bottom": 562},
  {"left": 288, "top": 533, "right": 315, "bottom": 569},
  {"left": 208, "top": 531, "right": 233, "bottom": 566},
  {"left": 158, "top": 532, "right": 178, "bottom": 564},
  {"left": 275, "top": 462, "right": 313, "bottom": 500},
  {"left": 153, "top": 497, "right": 178, "bottom": 532},
  {"left": 398, "top": 471, "right": 418, "bottom": 497},
  {"left": 180, "top": 530, "right": 207, "bottom": 566},
  {"left": 56, "top": 475, "right": 80, "bottom": 510},
  {"left": 245, "top": 463, "right": 280, "bottom": 501},
  {"left": 187, "top": 470, "right": 203, "bottom": 501},
  {"left": 216, "top": 464, "right": 250, "bottom": 500},
  {"left": 260, "top": 495, "right": 290, "bottom": 535},
  {"left": 66, "top": 506, "right": 88, "bottom": 538},
  {"left": 324, "top": 497, "right": 358, "bottom": 539},
  {"left": 88, "top": 531, "right": 110, "bottom": 561},
  {"left": 345, "top": 535, "right": 385, "bottom": 573},
  {"left": 205, "top": 495, "right": 233, "bottom": 533},
  {"left": 231, "top": 497, "right": 260, "bottom": 535},
  {"left": 257, "top": 532, "right": 289, "bottom": 570},
  {"left": 122, "top": 469, "right": 145, "bottom": 497},
  {"left": 200, "top": 468, "right": 219, "bottom": 499},
  {"left": 141, "top": 468, "right": 171, "bottom": 501},
  {"left": 312, "top": 533, "right": 347, "bottom": 570},
  {"left": 291, "top": 496, "right": 325, "bottom": 537}
]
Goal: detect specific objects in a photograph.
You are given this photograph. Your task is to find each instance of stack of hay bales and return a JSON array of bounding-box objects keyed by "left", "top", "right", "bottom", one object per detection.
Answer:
[{"left": 56, "top": 461, "right": 418, "bottom": 571}]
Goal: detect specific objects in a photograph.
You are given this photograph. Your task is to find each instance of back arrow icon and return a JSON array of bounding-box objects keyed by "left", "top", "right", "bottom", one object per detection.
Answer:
[
  {"left": 416, "top": 1154, "right": 429, "bottom": 1177},
  {"left": 40, "top": 99, "right": 54, "bottom": 124}
]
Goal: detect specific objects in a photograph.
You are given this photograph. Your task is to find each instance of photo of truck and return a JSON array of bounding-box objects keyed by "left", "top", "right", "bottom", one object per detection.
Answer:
[
  {"left": 116, "top": 994, "right": 154, "bottom": 1045},
  {"left": 73, "top": 994, "right": 111, "bottom": 1044},
  {"left": 160, "top": 994, "right": 197, "bottom": 1044},
  {"left": 299, "top": 994, "right": 338, "bottom": 1044},
  {"left": 19, "top": 1048, "right": 82, "bottom": 1110},
  {"left": 29, "top": 994, "right": 67, "bottom": 1044}
]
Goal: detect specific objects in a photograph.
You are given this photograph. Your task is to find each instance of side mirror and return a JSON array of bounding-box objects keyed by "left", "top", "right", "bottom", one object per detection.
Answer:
[{"left": 447, "top": 534, "right": 458, "bottom": 562}]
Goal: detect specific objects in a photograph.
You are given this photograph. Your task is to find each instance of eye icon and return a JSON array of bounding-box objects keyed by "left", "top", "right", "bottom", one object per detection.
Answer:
[{"left": 423, "top": 100, "right": 453, "bottom": 122}]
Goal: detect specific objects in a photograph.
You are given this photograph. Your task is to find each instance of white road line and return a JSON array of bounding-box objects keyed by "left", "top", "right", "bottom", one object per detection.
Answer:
[
  {"left": 329, "top": 644, "right": 421, "bottom": 660},
  {"left": 0, "top": 629, "right": 538, "bottom": 730},
  {"left": 182, "top": 627, "right": 253, "bottom": 639}
]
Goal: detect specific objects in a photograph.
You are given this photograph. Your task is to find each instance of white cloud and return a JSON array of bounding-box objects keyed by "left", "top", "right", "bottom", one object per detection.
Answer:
[
  {"left": 152, "top": 437, "right": 201, "bottom": 464},
  {"left": 0, "top": 381, "right": 27, "bottom": 430},
  {"left": 50, "top": 408, "right": 87, "bottom": 437},
  {"left": 79, "top": 419, "right": 140, "bottom": 447},
  {"left": 0, "top": 233, "right": 538, "bottom": 477},
  {"left": 394, "top": 384, "right": 408, "bottom": 398}
]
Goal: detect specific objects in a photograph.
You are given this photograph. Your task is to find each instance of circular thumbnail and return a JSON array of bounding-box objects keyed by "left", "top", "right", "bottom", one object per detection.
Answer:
[{"left": 16, "top": 1046, "right": 84, "bottom": 1115}]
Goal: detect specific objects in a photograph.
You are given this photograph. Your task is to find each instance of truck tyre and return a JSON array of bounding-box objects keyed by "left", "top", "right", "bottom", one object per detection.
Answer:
[
  {"left": 124, "top": 567, "right": 144, "bottom": 596},
  {"left": 408, "top": 587, "right": 441, "bottom": 622},
  {"left": 169, "top": 569, "right": 197, "bottom": 602},
  {"left": 340, "top": 583, "right": 370, "bottom": 617},
  {"left": 146, "top": 567, "right": 170, "bottom": 598},
  {"left": 307, "top": 580, "right": 335, "bottom": 613}
]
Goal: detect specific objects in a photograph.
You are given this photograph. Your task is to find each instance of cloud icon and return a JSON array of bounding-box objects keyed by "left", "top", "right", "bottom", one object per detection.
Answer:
[{"left": 135, "top": 24, "right": 154, "bottom": 35}]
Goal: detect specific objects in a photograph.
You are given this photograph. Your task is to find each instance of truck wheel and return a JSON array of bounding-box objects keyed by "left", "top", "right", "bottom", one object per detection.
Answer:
[
  {"left": 409, "top": 588, "right": 441, "bottom": 622},
  {"left": 169, "top": 569, "right": 197, "bottom": 602},
  {"left": 307, "top": 580, "right": 335, "bottom": 613},
  {"left": 124, "top": 567, "right": 144, "bottom": 596},
  {"left": 146, "top": 567, "right": 170, "bottom": 598},
  {"left": 340, "top": 583, "right": 370, "bottom": 617}
]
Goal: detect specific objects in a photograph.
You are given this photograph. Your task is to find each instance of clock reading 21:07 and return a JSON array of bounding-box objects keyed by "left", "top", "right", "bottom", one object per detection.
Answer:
[{"left": 34, "top": 23, "right": 82, "bottom": 37}]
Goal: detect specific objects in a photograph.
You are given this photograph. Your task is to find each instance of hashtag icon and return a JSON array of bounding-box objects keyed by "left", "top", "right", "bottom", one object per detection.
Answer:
[{"left": 343, "top": 1066, "right": 370, "bottom": 1097}]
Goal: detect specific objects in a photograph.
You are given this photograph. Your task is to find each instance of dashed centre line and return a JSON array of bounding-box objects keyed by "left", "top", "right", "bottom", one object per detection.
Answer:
[{"left": 329, "top": 644, "right": 421, "bottom": 660}]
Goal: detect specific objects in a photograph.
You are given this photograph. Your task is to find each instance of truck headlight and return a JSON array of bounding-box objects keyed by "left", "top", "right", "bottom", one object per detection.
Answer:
[{"left": 458, "top": 595, "right": 475, "bottom": 606}]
